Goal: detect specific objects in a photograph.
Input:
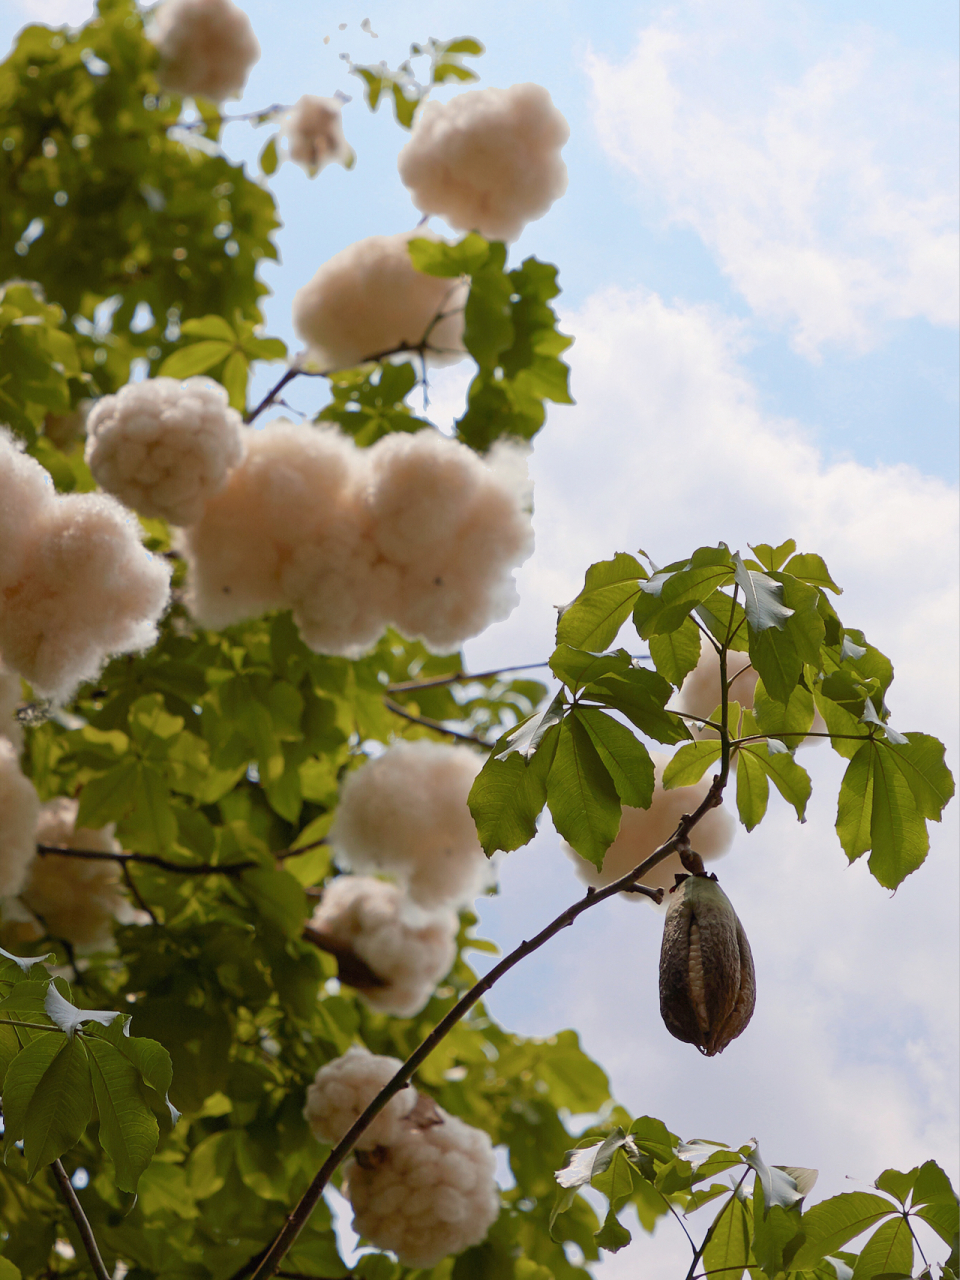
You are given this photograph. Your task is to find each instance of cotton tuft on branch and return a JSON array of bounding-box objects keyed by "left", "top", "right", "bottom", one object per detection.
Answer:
[
  {"left": 85, "top": 377, "right": 244, "bottom": 526},
  {"left": 0, "top": 739, "right": 40, "bottom": 897},
  {"left": 181, "top": 423, "right": 533, "bottom": 656},
  {"left": 397, "top": 83, "right": 569, "bottom": 242},
  {"left": 292, "top": 229, "right": 467, "bottom": 371},
  {"left": 564, "top": 753, "right": 735, "bottom": 897},
  {"left": 0, "top": 433, "right": 171, "bottom": 702},
  {"left": 344, "top": 1104, "right": 500, "bottom": 1268},
  {"left": 18, "top": 798, "right": 130, "bottom": 952},
  {"left": 330, "top": 740, "right": 491, "bottom": 910},
  {"left": 284, "top": 95, "right": 353, "bottom": 176},
  {"left": 303, "top": 1046, "right": 418, "bottom": 1150},
  {"left": 366, "top": 434, "right": 534, "bottom": 652},
  {"left": 149, "top": 0, "right": 260, "bottom": 103},
  {"left": 309, "top": 876, "right": 457, "bottom": 1017}
]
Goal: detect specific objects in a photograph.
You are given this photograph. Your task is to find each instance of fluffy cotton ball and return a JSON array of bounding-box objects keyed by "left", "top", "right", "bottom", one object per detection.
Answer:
[
  {"left": 344, "top": 1106, "right": 500, "bottom": 1268},
  {"left": 330, "top": 740, "right": 491, "bottom": 910},
  {"left": 292, "top": 228, "right": 467, "bottom": 372},
  {"left": 19, "top": 798, "right": 128, "bottom": 951},
  {"left": 303, "top": 1046, "right": 418, "bottom": 1150},
  {"left": 565, "top": 752, "right": 735, "bottom": 897},
  {"left": 0, "top": 428, "right": 55, "bottom": 594},
  {"left": 0, "top": 659, "right": 23, "bottom": 754},
  {"left": 85, "top": 377, "right": 244, "bottom": 526},
  {"left": 0, "top": 492, "right": 171, "bottom": 702},
  {"left": 397, "top": 82, "right": 569, "bottom": 242},
  {"left": 150, "top": 0, "right": 260, "bottom": 103},
  {"left": 366, "top": 433, "right": 534, "bottom": 651},
  {"left": 284, "top": 95, "right": 353, "bottom": 175},
  {"left": 180, "top": 420, "right": 387, "bottom": 652},
  {"left": 0, "top": 739, "right": 40, "bottom": 897},
  {"left": 309, "top": 876, "right": 457, "bottom": 1017}
]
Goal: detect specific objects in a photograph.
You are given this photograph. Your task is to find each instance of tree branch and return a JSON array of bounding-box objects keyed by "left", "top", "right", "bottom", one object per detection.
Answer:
[
  {"left": 386, "top": 661, "right": 550, "bottom": 693},
  {"left": 50, "top": 1158, "right": 111, "bottom": 1280},
  {"left": 382, "top": 696, "right": 490, "bottom": 745},
  {"left": 247, "top": 774, "right": 726, "bottom": 1279},
  {"left": 34, "top": 838, "right": 327, "bottom": 877}
]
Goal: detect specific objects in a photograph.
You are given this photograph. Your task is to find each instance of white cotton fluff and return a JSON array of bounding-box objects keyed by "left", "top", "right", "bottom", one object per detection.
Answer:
[
  {"left": 284, "top": 95, "right": 353, "bottom": 176},
  {"left": 564, "top": 753, "right": 735, "bottom": 898},
  {"left": 292, "top": 229, "right": 468, "bottom": 372},
  {"left": 397, "top": 82, "right": 569, "bottom": 243},
  {"left": 0, "top": 433, "right": 171, "bottom": 702},
  {"left": 0, "top": 490, "right": 171, "bottom": 702},
  {"left": 366, "top": 433, "right": 534, "bottom": 652},
  {"left": 180, "top": 421, "right": 388, "bottom": 654},
  {"left": 0, "top": 739, "right": 40, "bottom": 897},
  {"left": 20, "top": 798, "right": 128, "bottom": 952},
  {"left": 303, "top": 1046, "right": 418, "bottom": 1151},
  {"left": 330, "top": 740, "right": 491, "bottom": 911},
  {"left": 0, "top": 660, "right": 23, "bottom": 754},
  {"left": 84, "top": 377, "right": 244, "bottom": 526},
  {"left": 310, "top": 876, "right": 457, "bottom": 1017},
  {"left": 150, "top": 0, "right": 260, "bottom": 103},
  {"left": 344, "top": 1105, "right": 500, "bottom": 1268}
]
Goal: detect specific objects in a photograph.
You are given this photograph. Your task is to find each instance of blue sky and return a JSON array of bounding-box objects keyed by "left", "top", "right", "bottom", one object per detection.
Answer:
[{"left": 2, "top": 1, "right": 958, "bottom": 1275}]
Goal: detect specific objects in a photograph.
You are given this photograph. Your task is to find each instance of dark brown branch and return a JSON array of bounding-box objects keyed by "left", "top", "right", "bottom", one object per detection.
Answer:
[
  {"left": 248, "top": 773, "right": 726, "bottom": 1279},
  {"left": 36, "top": 844, "right": 258, "bottom": 876},
  {"left": 382, "top": 697, "right": 490, "bottom": 745},
  {"left": 50, "top": 1159, "right": 111, "bottom": 1280},
  {"left": 301, "top": 926, "right": 388, "bottom": 990}
]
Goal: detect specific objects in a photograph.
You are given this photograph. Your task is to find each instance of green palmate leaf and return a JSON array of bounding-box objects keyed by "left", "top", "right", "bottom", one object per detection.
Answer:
[
  {"left": 221, "top": 347, "right": 249, "bottom": 410},
  {"left": 837, "top": 740, "right": 932, "bottom": 887},
  {"left": 158, "top": 338, "right": 234, "bottom": 378},
  {"left": 792, "top": 1193, "right": 898, "bottom": 1269},
  {"left": 557, "top": 554, "right": 647, "bottom": 651},
  {"left": 583, "top": 668, "right": 691, "bottom": 745},
  {"left": 648, "top": 617, "right": 701, "bottom": 686},
  {"left": 695, "top": 590, "right": 750, "bottom": 652},
  {"left": 239, "top": 867, "right": 308, "bottom": 939},
  {"left": 783, "top": 552, "right": 842, "bottom": 594},
  {"left": 117, "top": 1032, "right": 179, "bottom": 1126},
  {"left": 702, "top": 1192, "right": 751, "bottom": 1280},
  {"left": 634, "top": 556, "right": 736, "bottom": 639},
  {"left": 910, "top": 1160, "right": 958, "bottom": 1209},
  {"left": 594, "top": 1207, "right": 632, "bottom": 1252},
  {"left": 733, "top": 552, "right": 794, "bottom": 631},
  {"left": 745, "top": 1145, "right": 805, "bottom": 1211},
  {"left": 179, "top": 314, "right": 236, "bottom": 341},
  {"left": 749, "top": 539, "right": 797, "bottom": 571},
  {"left": 753, "top": 677, "right": 816, "bottom": 743},
  {"left": 546, "top": 716, "right": 621, "bottom": 868},
  {"left": 4, "top": 1033, "right": 94, "bottom": 1178},
  {"left": 814, "top": 681, "right": 871, "bottom": 760},
  {"left": 495, "top": 690, "right": 566, "bottom": 760},
  {"left": 735, "top": 749, "right": 769, "bottom": 831},
  {"left": 549, "top": 645, "right": 632, "bottom": 691},
  {"left": 555, "top": 1129, "right": 635, "bottom": 1192},
  {"left": 469, "top": 724, "right": 558, "bottom": 854},
  {"left": 574, "top": 708, "right": 655, "bottom": 810},
  {"left": 849, "top": 1215, "right": 913, "bottom": 1280},
  {"left": 86, "top": 1036, "right": 159, "bottom": 1192},
  {"left": 874, "top": 1168, "right": 919, "bottom": 1206},
  {"left": 881, "top": 733, "right": 955, "bottom": 821},
  {"left": 75, "top": 757, "right": 139, "bottom": 828},
  {"left": 662, "top": 740, "right": 723, "bottom": 789}
]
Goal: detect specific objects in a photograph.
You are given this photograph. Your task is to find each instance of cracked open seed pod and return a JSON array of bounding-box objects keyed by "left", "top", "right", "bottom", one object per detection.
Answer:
[{"left": 659, "top": 872, "right": 755, "bottom": 1056}]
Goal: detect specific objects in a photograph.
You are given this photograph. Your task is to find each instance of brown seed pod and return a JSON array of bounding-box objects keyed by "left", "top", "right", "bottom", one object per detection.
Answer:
[{"left": 658, "top": 872, "right": 755, "bottom": 1056}]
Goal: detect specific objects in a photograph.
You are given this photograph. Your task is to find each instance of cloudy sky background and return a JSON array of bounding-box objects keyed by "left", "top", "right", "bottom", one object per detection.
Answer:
[{"left": 2, "top": 0, "right": 958, "bottom": 1274}]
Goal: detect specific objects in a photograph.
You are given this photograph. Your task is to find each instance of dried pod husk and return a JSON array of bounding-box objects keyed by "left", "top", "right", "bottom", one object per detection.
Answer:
[{"left": 659, "top": 872, "right": 755, "bottom": 1056}]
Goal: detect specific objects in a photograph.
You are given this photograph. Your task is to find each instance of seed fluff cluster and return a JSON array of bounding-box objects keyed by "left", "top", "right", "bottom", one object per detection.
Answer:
[
  {"left": 149, "top": 0, "right": 260, "bottom": 103},
  {"left": 85, "top": 377, "right": 244, "bottom": 527},
  {"left": 283, "top": 95, "right": 353, "bottom": 176},
  {"left": 181, "top": 423, "right": 533, "bottom": 657},
  {"left": 397, "top": 83, "right": 569, "bottom": 242},
  {"left": 305, "top": 1047, "right": 500, "bottom": 1268},
  {"left": 564, "top": 752, "right": 735, "bottom": 897},
  {"left": 0, "top": 430, "right": 171, "bottom": 702}
]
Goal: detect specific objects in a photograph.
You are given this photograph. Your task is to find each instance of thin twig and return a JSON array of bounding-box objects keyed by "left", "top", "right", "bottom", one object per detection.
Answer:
[
  {"left": 37, "top": 844, "right": 258, "bottom": 876},
  {"left": 683, "top": 1170, "right": 751, "bottom": 1280},
  {"left": 121, "top": 860, "right": 158, "bottom": 925},
  {"left": 50, "top": 1158, "right": 111, "bottom": 1280},
  {"left": 0, "top": 1018, "right": 60, "bottom": 1032},
  {"left": 386, "top": 661, "right": 551, "bottom": 693},
  {"left": 247, "top": 774, "right": 726, "bottom": 1279},
  {"left": 382, "top": 697, "right": 490, "bottom": 745}
]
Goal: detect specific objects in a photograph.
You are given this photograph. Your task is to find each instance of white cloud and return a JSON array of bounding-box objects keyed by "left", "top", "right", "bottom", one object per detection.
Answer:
[
  {"left": 585, "top": 11, "right": 959, "bottom": 357},
  {"left": 466, "top": 283, "right": 958, "bottom": 1275},
  {"left": 11, "top": 0, "right": 92, "bottom": 24}
]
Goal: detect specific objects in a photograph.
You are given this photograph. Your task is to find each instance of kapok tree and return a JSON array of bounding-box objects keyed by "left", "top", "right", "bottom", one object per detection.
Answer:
[{"left": 0, "top": 3, "right": 955, "bottom": 1279}]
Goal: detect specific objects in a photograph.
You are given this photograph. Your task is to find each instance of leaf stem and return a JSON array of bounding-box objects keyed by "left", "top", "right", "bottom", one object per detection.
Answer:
[
  {"left": 50, "top": 1158, "right": 111, "bottom": 1280},
  {"left": 0, "top": 1018, "right": 59, "bottom": 1032},
  {"left": 386, "top": 661, "right": 551, "bottom": 693},
  {"left": 683, "top": 1170, "right": 750, "bottom": 1280},
  {"left": 247, "top": 776, "right": 726, "bottom": 1279},
  {"left": 382, "top": 696, "right": 491, "bottom": 745}
]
